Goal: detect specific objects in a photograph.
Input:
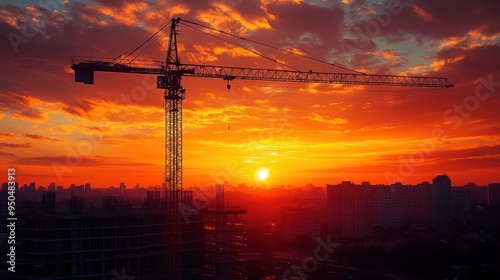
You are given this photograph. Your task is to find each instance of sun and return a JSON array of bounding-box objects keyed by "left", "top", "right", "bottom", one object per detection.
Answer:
[{"left": 257, "top": 167, "right": 270, "bottom": 181}]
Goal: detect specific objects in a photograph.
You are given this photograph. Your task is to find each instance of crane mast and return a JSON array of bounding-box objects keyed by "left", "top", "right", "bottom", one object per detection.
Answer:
[
  {"left": 70, "top": 17, "right": 453, "bottom": 280},
  {"left": 164, "top": 17, "right": 183, "bottom": 280}
]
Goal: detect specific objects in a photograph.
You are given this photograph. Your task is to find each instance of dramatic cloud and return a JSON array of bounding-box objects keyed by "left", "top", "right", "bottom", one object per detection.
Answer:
[
  {"left": 11, "top": 155, "right": 157, "bottom": 167},
  {"left": 0, "top": 142, "right": 33, "bottom": 149},
  {"left": 0, "top": 133, "right": 15, "bottom": 139},
  {"left": 10, "top": 108, "right": 49, "bottom": 122},
  {"left": 62, "top": 99, "right": 96, "bottom": 117},
  {"left": 24, "top": 134, "right": 61, "bottom": 141},
  {"left": 0, "top": 91, "right": 38, "bottom": 110}
]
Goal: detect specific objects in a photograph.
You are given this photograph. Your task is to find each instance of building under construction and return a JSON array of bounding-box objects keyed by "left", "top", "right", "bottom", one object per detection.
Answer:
[
  {"left": 13, "top": 190, "right": 204, "bottom": 280},
  {"left": 203, "top": 184, "right": 248, "bottom": 280}
]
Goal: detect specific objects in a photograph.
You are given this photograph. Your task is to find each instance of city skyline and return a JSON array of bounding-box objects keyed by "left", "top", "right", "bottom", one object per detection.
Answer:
[
  {"left": 3, "top": 172, "right": 500, "bottom": 279},
  {"left": 1, "top": 1, "right": 500, "bottom": 188},
  {"left": 9, "top": 173, "right": 500, "bottom": 191}
]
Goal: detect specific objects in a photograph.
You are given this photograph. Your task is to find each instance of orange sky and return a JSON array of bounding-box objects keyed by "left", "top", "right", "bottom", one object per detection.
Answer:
[{"left": 1, "top": 0, "right": 499, "bottom": 188}]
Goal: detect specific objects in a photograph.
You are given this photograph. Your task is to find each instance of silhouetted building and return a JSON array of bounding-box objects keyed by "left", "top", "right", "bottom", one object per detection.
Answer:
[
  {"left": 103, "top": 195, "right": 121, "bottom": 209},
  {"left": 204, "top": 184, "right": 247, "bottom": 280},
  {"left": 144, "top": 189, "right": 162, "bottom": 207},
  {"left": 431, "top": 174, "right": 452, "bottom": 226},
  {"left": 452, "top": 190, "right": 472, "bottom": 224},
  {"left": 280, "top": 206, "right": 320, "bottom": 241},
  {"left": 327, "top": 175, "right": 470, "bottom": 237},
  {"left": 42, "top": 190, "right": 56, "bottom": 212},
  {"left": 70, "top": 190, "right": 85, "bottom": 214},
  {"left": 14, "top": 190, "right": 205, "bottom": 280},
  {"left": 16, "top": 209, "right": 167, "bottom": 279},
  {"left": 182, "top": 191, "right": 205, "bottom": 279},
  {"left": 372, "top": 184, "right": 401, "bottom": 230},
  {"left": 416, "top": 181, "right": 433, "bottom": 226},
  {"left": 488, "top": 183, "right": 500, "bottom": 207},
  {"left": 327, "top": 181, "right": 372, "bottom": 239},
  {"left": 460, "top": 182, "right": 488, "bottom": 206}
]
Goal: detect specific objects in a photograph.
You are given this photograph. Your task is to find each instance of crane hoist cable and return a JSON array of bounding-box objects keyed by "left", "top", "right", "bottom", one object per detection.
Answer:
[
  {"left": 113, "top": 21, "right": 171, "bottom": 64},
  {"left": 180, "top": 21, "right": 301, "bottom": 72},
  {"left": 128, "top": 27, "right": 170, "bottom": 63},
  {"left": 180, "top": 18, "right": 364, "bottom": 74}
]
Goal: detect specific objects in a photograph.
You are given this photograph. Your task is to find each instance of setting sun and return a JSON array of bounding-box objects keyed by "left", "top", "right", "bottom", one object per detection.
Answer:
[{"left": 257, "top": 167, "right": 270, "bottom": 181}]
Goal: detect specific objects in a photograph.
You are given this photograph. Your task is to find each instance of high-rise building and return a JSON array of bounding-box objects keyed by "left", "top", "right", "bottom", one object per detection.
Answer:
[
  {"left": 327, "top": 175, "right": 473, "bottom": 235},
  {"left": 431, "top": 174, "right": 452, "bottom": 226},
  {"left": 416, "top": 181, "right": 432, "bottom": 226},
  {"left": 327, "top": 181, "right": 372, "bottom": 239},
  {"left": 372, "top": 184, "right": 402, "bottom": 230},
  {"left": 461, "top": 182, "right": 488, "bottom": 206},
  {"left": 41, "top": 190, "right": 56, "bottom": 212},
  {"left": 488, "top": 183, "right": 500, "bottom": 207},
  {"left": 452, "top": 190, "right": 472, "bottom": 224}
]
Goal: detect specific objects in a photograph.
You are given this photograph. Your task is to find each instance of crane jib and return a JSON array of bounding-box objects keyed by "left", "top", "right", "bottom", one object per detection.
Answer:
[{"left": 71, "top": 59, "right": 453, "bottom": 88}]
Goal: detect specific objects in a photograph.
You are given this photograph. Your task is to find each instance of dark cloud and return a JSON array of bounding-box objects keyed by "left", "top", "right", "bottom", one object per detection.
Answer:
[
  {"left": 304, "top": 149, "right": 500, "bottom": 183},
  {"left": 93, "top": 0, "right": 137, "bottom": 8},
  {"left": 434, "top": 44, "right": 500, "bottom": 85},
  {"left": 10, "top": 108, "right": 47, "bottom": 122},
  {"left": 0, "top": 142, "right": 33, "bottom": 148},
  {"left": 263, "top": 2, "right": 346, "bottom": 61},
  {"left": 0, "top": 3, "right": 163, "bottom": 105},
  {"left": 79, "top": 125, "right": 110, "bottom": 132},
  {"left": 24, "top": 134, "right": 60, "bottom": 141},
  {"left": 378, "top": 0, "right": 500, "bottom": 39},
  {"left": 0, "top": 91, "right": 33, "bottom": 111},
  {"left": 378, "top": 144, "right": 500, "bottom": 163},
  {"left": 10, "top": 155, "right": 157, "bottom": 167},
  {"left": 62, "top": 99, "right": 96, "bottom": 116},
  {"left": 0, "top": 133, "right": 15, "bottom": 139}
]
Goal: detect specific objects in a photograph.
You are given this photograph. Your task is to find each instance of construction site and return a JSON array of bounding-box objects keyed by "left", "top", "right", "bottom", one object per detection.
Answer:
[
  {"left": 7, "top": 183, "right": 247, "bottom": 280},
  {"left": 67, "top": 17, "right": 452, "bottom": 280}
]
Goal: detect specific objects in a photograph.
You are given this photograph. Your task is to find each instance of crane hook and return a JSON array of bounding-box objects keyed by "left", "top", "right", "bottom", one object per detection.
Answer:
[{"left": 226, "top": 82, "right": 231, "bottom": 92}]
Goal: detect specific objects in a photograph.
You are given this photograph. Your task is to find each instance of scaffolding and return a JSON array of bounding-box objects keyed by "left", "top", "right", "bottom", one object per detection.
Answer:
[
  {"left": 204, "top": 185, "right": 247, "bottom": 280},
  {"left": 14, "top": 191, "right": 204, "bottom": 280}
]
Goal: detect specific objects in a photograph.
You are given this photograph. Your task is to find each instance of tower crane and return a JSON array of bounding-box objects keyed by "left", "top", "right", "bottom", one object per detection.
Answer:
[{"left": 71, "top": 17, "right": 453, "bottom": 280}]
